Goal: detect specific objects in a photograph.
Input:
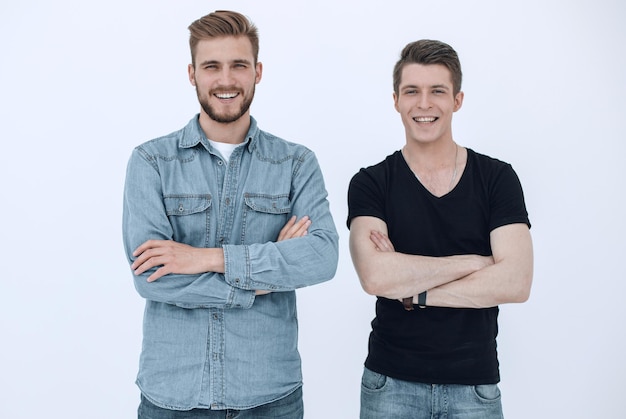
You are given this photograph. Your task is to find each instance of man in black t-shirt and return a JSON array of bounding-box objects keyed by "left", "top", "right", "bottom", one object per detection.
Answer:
[{"left": 347, "top": 40, "right": 533, "bottom": 419}]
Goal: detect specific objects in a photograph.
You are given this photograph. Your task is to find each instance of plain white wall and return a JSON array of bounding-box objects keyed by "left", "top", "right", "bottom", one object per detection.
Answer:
[{"left": 1, "top": 0, "right": 624, "bottom": 418}]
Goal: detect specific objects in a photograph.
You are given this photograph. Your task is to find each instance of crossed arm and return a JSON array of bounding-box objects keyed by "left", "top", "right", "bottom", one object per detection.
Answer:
[
  {"left": 131, "top": 215, "right": 311, "bottom": 294},
  {"left": 349, "top": 216, "right": 533, "bottom": 308}
]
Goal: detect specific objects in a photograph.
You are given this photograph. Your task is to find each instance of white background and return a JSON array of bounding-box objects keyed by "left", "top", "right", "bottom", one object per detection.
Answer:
[{"left": 1, "top": 1, "right": 625, "bottom": 418}]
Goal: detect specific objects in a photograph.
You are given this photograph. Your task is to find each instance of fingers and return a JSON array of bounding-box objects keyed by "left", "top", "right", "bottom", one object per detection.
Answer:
[
  {"left": 370, "top": 230, "right": 395, "bottom": 252},
  {"left": 131, "top": 240, "right": 214, "bottom": 281},
  {"left": 132, "top": 249, "right": 165, "bottom": 278},
  {"left": 146, "top": 266, "right": 169, "bottom": 282},
  {"left": 131, "top": 240, "right": 173, "bottom": 281},
  {"left": 291, "top": 216, "right": 311, "bottom": 237},
  {"left": 277, "top": 215, "right": 311, "bottom": 241},
  {"left": 277, "top": 216, "right": 297, "bottom": 241},
  {"left": 132, "top": 240, "right": 165, "bottom": 270}
]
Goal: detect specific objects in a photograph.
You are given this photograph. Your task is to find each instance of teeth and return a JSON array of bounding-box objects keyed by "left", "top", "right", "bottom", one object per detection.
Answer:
[
  {"left": 414, "top": 116, "right": 436, "bottom": 122},
  {"left": 216, "top": 93, "right": 238, "bottom": 99}
]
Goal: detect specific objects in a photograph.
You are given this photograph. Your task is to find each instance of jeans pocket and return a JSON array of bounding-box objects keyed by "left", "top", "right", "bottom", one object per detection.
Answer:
[
  {"left": 361, "top": 367, "right": 388, "bottom": 391},
  {"left": 473, "top": 384, "right": 502, "bottom": 402}
]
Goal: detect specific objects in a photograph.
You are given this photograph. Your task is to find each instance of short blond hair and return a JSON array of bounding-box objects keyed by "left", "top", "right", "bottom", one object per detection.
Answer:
[{"left": 188, "top": 10, "right": 259, "bottom": 66}]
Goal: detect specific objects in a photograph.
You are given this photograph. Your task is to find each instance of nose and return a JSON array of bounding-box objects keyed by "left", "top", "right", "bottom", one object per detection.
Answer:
[
  {"left": 418, "top": 92, "right": 432, "bottom": 109},
  {"left": 218, "top": 68, "right": 235, "bottom": 85}
]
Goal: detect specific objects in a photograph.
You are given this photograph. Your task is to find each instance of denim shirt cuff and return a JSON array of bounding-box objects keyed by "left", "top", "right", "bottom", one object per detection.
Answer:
[
  {"left": 223, "top": 244, "right": 250, "bottom": 290},
  {"left": 229, "top": 287, "right": 256, "bottom": 309}
]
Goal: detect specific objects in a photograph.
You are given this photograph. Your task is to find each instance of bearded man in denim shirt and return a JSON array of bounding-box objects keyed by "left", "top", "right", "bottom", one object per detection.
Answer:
[{"left": 122, "top": 10, "right": 338, "bottom": 419}]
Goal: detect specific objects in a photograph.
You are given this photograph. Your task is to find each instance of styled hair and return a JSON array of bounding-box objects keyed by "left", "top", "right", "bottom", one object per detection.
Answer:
[
  {"left": 188, "top": 10, "right": 259, "bottom": 66},
  {"left": 392, "top": 39, "right": 462, "bottom": 96}
]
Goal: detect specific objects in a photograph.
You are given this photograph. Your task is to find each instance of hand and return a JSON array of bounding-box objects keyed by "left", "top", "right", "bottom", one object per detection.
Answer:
[
  {"left": 277, "top": 215, "right": 311, "bottom": 241},
  {"left": 370, "top": 230, "right": 395, "bottom": 252},
  {"left": 255, "top": 216, "right": 311, "bottom": 296},
  {"left": 132, "top": 240, "right": 217, "bottom": 282},
  {"left": 133, "top": 216, "right": 311, "bottom": 286}
]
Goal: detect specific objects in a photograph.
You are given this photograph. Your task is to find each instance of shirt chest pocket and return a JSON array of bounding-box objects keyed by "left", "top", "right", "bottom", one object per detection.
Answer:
[
  {"left": 242, "top": 193, "right": 291, "bottom": 244},
  {"left": 164, "top": 195, "right": 212, "bottom": 246}
]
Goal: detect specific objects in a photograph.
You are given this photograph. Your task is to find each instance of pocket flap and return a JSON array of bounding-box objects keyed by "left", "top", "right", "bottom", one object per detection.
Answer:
[
  {"left": 243, "top": 194, "right": 290, "bottom": 214},
  {"left": 164, "top": 195, "right": 212, "bottom": 216}
]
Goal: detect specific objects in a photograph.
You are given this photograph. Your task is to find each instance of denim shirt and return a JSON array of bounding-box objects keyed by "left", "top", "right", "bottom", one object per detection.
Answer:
[{"left": 122, "top": 115, "right": 339, "bottom": 410}]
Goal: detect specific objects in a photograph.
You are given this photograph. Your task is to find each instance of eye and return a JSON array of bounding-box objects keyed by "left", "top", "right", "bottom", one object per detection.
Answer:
[{"left": 404, "top": 89, "right": 417, "bottom": 95}]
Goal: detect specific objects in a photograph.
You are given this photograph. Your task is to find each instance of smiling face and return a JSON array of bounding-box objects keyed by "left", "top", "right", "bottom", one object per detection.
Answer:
[
  {"left": 394, "top": 63, "right": 464, "bottom": 146},
  {"left": 188, "top": 36, "right": 262, "bottom": 124}
]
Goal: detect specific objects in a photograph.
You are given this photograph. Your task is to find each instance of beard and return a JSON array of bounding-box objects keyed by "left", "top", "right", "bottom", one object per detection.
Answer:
[{"left": 197, "top": 85, "right": 255, "bottom": 124}]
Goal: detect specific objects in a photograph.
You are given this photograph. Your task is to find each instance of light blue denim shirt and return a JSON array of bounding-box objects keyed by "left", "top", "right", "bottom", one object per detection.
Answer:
[{"left": 122, "top": 115, "right": 339, "bottom": 411}]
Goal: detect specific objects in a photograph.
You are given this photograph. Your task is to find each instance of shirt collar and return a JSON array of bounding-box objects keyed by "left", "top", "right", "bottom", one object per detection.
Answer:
[{"left": 180, "top": 114, "right": 259, "bottom": 153}]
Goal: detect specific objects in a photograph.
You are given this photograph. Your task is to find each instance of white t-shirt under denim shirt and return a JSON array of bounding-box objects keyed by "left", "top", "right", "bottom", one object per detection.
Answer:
[
  {"left": 122, "top": 115, "right": 339, "bottom": 410},
  {"left": 209, "top": 139, "right": 239, "bottom": 164}
]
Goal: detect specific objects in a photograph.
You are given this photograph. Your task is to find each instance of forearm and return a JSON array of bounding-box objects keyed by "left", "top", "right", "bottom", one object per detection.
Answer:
[
  {"left": 349, "top": 217, "right": 491, "bottom": 299},
  {"left": 123, "top": 152, "right": 247, "bottom": 308},
  {"left": 425, "top": 264, "right": 530, "bottom": 308},
  {"left": 223, "top": 227, "right": 339, "bottom": 291},
  {"left": 127, "top": 241, "right": 255, "bottom": 308},
  {"left": 227, "top": 153, "right": 339, "bottom": 292},
  {"left": 132, "top": 269, "right": 255, "bottom": 309},
  {"left": 356, "top": 250, "right": 491, "bottom": 300},
  {"left": 419, "top": 224, "right": 533, "bottom": 309}
]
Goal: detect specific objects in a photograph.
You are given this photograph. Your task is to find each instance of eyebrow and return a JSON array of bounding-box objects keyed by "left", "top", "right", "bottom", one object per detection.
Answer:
[
  {"left": 402, "top": 83, "right": 450, "bottom": 90},
  {"left": 199, "top": 58, "right": 253, "bottom": 66}
]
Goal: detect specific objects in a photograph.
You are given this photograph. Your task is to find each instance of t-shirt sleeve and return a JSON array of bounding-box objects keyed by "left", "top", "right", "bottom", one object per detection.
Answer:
[
  {"left": 489, "top": 163, "right": 531, "bottom": 231},
  {"left": 347, "top": 167, "right": 386, "bottom": 229}
]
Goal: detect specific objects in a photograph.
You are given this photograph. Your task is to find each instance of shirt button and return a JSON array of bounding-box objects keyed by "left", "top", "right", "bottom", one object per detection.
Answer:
[
  {"left": 225, "top": 198, "right": 231, "bottom": 205},
  {"left": 234, "top": 278, "right": 240, "bottom": 284}
]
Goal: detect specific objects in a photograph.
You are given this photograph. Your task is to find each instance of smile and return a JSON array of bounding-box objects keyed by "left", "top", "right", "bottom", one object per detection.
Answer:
[
  {"left": 215, "top": 92, "right": 239, "bottom": 99},
  {"left": 413, "top": 116, "right": 438, "bottom": 123}
]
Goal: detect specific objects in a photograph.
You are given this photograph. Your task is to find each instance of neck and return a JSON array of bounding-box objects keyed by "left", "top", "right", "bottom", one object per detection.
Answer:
[
  {"left": 403, "top": 139, "right": 458, "bottom": 170},
  {"left": 402, "top": 140, "right": 464, "bottom": 197},
  {"left": 198, "top": 111, "right": 251, "bottom": 144}
]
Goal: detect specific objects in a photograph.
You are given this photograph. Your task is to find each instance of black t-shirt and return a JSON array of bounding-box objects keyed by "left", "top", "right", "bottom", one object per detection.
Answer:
[{"left": 347, "top": 148, "right": 530, "bottom": 385}]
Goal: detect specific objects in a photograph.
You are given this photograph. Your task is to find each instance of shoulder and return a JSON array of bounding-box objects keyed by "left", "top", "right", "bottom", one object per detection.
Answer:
[
  {"left": 134, "top": 117, "right": 201, "bottom": 158},
  {"left": 466, "top": 148, "right": 519, "bottom": 181},
  {"left": 251, "top": 127, "right": 315, "bottom": 162},
  {"left": 348, "top": 151, "right": 406, "bottom": 203},
  {"left": 351, "top": 151, "right": 402, "bottom": 183},
  {"left": 468, "top": 148, "right": 511, "bottom": 169},
  {"left": 255, "top": 128, "right": 310, "bottom": 153}
]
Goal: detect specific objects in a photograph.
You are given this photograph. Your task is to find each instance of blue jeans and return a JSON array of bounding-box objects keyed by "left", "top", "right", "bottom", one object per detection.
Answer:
[
  {"left": 360, "top": 367, "right": 504, "bottom": 419},
  {"left": 138, "top": 387, "right": 303, "bottom": 419}
]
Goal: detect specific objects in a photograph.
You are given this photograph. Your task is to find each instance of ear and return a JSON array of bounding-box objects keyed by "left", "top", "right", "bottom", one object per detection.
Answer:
[
  {"left": 188, "top": 64, "right": 196, "bottom": 86},
  {"left": 453, "top": 91, "right": 464, "bottom": 112},
  {"left": 255, "top": 62, "right": 263, "bottom": 84},
  {"left": 393, "top": 92, "right": 400, "bottom": 112}
]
